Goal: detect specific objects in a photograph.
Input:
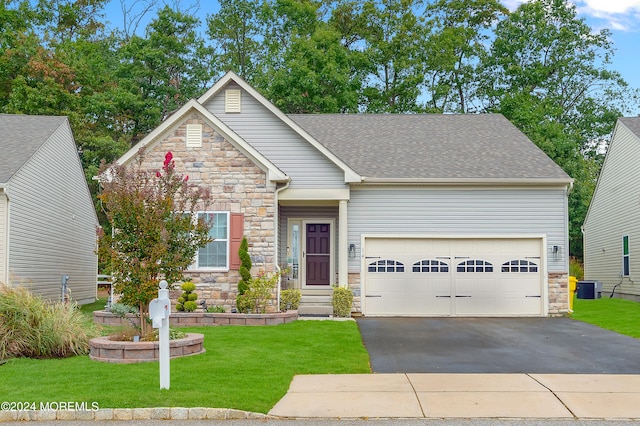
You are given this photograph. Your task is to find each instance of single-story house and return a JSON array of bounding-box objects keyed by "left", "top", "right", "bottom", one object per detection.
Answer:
[
  {"left": 583, "top": 117, "right": 640, "bottom": 301},
  {"left": 0, "top": 114, "right": 98, "bottom": 304},
  {"left": 116, "top": 71, "right": 573, "bottom": 316}
]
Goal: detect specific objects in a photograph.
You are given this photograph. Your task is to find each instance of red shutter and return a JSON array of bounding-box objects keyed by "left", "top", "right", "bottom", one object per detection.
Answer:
[{"left": 229, "top": 213, "right": 244, "bottom": 270}]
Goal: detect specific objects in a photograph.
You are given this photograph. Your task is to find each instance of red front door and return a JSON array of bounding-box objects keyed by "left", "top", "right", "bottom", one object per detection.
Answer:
[{"left": 306, "top": 223, "right": 330, "bottom": 286}]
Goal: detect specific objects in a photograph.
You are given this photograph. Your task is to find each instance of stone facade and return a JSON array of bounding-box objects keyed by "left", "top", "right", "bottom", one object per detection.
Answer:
[
  {"left": 548, "top": 272, "right": 570, "bottom": 316},
  {"left": 138, "top": 113, "right": 277, "bottom": 312}
]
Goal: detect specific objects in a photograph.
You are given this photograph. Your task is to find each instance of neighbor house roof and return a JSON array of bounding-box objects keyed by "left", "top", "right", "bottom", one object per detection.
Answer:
[
  {"left": 0, "top": 114, "right": 67, "bottom": 184},
  {"left": 289, "top": 114, "right": 572, "bottom": 184},
  {"left": 619, "top": 117, "right": 640, "bottom": 137}
]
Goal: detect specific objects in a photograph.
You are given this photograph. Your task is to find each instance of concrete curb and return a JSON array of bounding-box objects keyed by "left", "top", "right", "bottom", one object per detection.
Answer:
[{"left": 0, "top": 407, "right": 276, "bottom": 422}]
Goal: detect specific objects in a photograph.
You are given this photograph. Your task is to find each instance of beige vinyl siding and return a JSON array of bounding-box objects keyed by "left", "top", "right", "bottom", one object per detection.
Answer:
[
  {"left": 348, "top": 186, "right": 569, "bottom": 273},
  {"left": 0, "top": 191, "right": 7, "bottom": 284},
  {"left": 7, "top": 121, "right": 98, "bottom": 303},
  {"left": 584, "top": 122, "right": 640, "bottom": 298},
  {"left": 203, "top": 83, "right": 347, "bottom": 190}
]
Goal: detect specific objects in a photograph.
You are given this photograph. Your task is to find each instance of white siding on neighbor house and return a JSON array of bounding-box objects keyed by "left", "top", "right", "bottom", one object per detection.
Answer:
[
  {"left": 7, "top": 121, "right": 98, "bottom": 303},
  {"left": 0, "top": 191, "right": 7, "bottom": 284},
  {"left": 584, "top": 122, "right": 640, "bottom": 298},
  {"left": 347, "top": 186, "right": 569, "bottom": 273},
  {"left": 203, "top": 83, "right": 348, "bottom": 190}
]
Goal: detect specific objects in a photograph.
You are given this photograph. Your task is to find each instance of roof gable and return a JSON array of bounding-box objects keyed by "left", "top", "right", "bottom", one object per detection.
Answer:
[
  {"left": 584, "top": 117, "right": 640, "bottom": 225},
  {"left": 289, "top": 114, "right": 572, "bottom": 184},
  {"left": 198, "top": 71, "right": 361, "bottom": 183},
  {"left": 116, "top": 100, "right": 288, "bottom": 182},
  {"left": 0, "top": 114, "right": 67, "bottom": 184}
]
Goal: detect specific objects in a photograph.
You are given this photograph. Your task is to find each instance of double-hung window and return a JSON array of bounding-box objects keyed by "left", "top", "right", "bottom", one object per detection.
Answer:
[
  {"left": 623, "top": 235, "right": 630, "bottom": 277},
  {"left": 194, "top": 212, "right": 229, "bottom": 270}
]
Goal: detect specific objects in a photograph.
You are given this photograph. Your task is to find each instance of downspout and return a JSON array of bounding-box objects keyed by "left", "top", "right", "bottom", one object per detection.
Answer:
[{"left": 274, "top": 179, "right": 291, "bottom": 312}]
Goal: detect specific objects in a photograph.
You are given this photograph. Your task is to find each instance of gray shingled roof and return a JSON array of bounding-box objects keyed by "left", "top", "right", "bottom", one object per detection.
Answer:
[
  {"left": 0, "top": 114, "right": 67, "bottom": 184},
  {"left": 619, "top": 117, "right": 640, "bottom": 138},
  {"left": 289, "top": 113, "right": 571, "bottom": 181}
]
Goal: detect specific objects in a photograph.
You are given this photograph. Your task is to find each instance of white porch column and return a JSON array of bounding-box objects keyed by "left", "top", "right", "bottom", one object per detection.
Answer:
[{"left": 339, "top": 200, "right": 348, "bottom": 287}]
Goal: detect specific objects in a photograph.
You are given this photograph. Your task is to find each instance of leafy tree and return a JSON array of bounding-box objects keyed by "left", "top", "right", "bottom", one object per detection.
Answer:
[
  {"left": 359, "top": 0, "right": 428, "bottom": 112},
  {"left": 423, "top": 0, "right": 507, "bottom": 112},
  {"left": 206, "top": 0, "right": 264, "bottom": 81},
  {"left": 119, "top": 6, "right": 214, "bottom": 142},
  {"left": 98, "top": 150, "right": 212, "bottom": 334},
  {"left": 479, "top": 0, "right": 637, "bottom": 258}
]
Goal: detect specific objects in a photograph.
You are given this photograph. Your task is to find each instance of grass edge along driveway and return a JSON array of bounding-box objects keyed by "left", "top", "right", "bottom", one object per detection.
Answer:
[{"left": 0, "top": 320, "right": 371, "bottom": 414}]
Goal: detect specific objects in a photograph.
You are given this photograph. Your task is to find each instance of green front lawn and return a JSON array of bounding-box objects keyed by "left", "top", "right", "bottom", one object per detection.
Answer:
[
  {"left": 0, "top": 321, "right": 371, "bottom": 413},
  {"left": 571, "top": 296, "right": 640, "bottom": 338}
]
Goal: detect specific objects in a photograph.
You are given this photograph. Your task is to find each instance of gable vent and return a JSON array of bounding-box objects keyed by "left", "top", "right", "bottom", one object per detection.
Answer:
[
  {"left": 186, "top": 124, "right": 202, "bottom": 148},
  {"left": 225, "top": 89, "right": 242, "bottom": 113}
]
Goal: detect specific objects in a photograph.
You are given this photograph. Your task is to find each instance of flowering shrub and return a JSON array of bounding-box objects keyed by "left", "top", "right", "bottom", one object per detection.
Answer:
[{"left": 98, "top": 149, "right": 212, "bottom": 334}]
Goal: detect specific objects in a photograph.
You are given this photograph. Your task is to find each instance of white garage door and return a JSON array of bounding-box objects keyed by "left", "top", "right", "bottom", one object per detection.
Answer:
[{"left": 363, "top": 238, "right": 543, "bottom": 316}]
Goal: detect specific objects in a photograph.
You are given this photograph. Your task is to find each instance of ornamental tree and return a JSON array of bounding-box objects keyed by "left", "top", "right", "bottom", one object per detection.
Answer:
[{"left": 98, "top": 149, "right": 212, "bottom": 334}]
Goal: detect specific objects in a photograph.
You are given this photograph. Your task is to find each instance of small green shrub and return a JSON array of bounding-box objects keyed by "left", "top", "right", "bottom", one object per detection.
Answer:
[
  {"left": 280, "top": 289, "right": 302, "bottom": 311},
  {"left": 239, "top": 271, "right": 281, "bottom": 313},
  {"left": 236, "top": 238, "right": 253, "bottom": 314},
  {"left": 181, "top": 281, "right": 196, "bottom": 293},
  {"left": 332, "top": 286, "right": 353, "bottom": 318},
  {"left": 183, "top": 301, "right": 198, "bottom": 312},
  {"left": 0, "top": 283, "right": 98, "bottom": 360},
  {"left": 207, "top": 305, "right": 226, "bottom": 313},
  {"left": 236, "top": 293, "right": 255, "bottom": 314},
  {"left": 569, "top": 257, "right": 584, "bottom": 280},
  {"left": 176, "top": 281, "right": 198, "bottom": 312}
]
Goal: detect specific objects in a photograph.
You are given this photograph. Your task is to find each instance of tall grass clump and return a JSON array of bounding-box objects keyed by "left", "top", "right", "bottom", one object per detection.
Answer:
[{"left": 0, "top": 283, "right": 97, "bottom": 360}]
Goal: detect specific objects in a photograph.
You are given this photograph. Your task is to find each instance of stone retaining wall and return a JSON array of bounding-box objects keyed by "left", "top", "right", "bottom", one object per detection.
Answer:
[
  {"left": 93, "top": 310, "right": 298, "bottom": 327},
  {"left": 89, "top": 333, "right": 205, "bottom": 364}
]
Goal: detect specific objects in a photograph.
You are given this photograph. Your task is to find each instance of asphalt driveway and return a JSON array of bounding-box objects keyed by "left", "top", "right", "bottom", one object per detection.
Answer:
[{"left": 356, "top": 317, "right": 640, "bottom": 374}]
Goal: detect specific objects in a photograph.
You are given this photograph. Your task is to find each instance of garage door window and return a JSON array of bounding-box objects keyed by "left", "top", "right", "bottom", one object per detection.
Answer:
[
  {"left": 457, "top": 259, "right": 493, "bottom": 272},
  {"left": 501, "top": 260, "right": 538, "bottom": 273},
  {"left": 412, "top": 259, "right": 449, "bottom": 272},
  {"left": 368, "top": 259, "right": 405, "bottom": 272}
]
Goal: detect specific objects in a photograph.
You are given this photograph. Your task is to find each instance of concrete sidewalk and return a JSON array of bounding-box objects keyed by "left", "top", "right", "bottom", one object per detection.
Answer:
[{"left": 269, "top": 373, "right": 640, "bottom": 419}]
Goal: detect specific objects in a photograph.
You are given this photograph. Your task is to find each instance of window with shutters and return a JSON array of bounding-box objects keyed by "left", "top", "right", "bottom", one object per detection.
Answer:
[{"left": 191, "top": 212, "right": 243, "bottom": 270}]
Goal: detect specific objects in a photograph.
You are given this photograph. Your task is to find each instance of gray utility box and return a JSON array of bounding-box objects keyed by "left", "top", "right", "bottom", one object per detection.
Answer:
[{"left": 576, "top": 280, "right": 602, "bottom": 299}]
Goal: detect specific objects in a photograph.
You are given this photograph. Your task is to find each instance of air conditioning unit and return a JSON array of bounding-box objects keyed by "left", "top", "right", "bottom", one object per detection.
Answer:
[{"left": 576, "top": 281, "right": 602, "bottom": 299}]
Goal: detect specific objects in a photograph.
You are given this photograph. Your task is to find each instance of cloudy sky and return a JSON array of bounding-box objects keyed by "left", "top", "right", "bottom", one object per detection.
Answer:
[{"left": 503, "top": 1, "right": 640, "bottom": 114}]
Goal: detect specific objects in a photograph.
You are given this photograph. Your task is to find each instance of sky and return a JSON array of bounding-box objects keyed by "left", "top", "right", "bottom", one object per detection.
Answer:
[
  {"left": 503, "top": 0, "right": 640, "bottom": 116},
  {"left": 104, "top": 0, "right": 640, "bottom": 115}
]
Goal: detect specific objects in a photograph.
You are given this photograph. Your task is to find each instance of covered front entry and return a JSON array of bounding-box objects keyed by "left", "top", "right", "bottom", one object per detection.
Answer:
[
  {"left": 285, "top": 217, "right": 336, "bottom": 289},
  {"left": 363, "top": 237, "right": 545, "bottom": 316}
]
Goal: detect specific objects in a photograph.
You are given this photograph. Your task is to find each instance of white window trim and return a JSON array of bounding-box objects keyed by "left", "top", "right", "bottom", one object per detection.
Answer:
[
  {"left": 622, "top": 235, "right": 630, "bottom": 277},
  {"left": 191, "top": 211, "right": 230, "bottom": 271}
]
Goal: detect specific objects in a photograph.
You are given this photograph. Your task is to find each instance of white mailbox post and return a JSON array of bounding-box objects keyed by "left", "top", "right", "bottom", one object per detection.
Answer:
[{"left": 149, "top": 280, "right": 171, "bottom": 389}]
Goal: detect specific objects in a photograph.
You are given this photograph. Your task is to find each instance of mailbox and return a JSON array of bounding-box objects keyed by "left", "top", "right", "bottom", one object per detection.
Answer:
[{"left": 149, "top": 297, "right": 170, "bottom": 329}]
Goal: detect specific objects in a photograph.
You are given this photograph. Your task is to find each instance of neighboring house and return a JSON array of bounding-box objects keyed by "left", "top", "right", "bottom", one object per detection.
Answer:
[
  {"left": 116, "top": 72, "right": 573, "bottom": 316},
  {"left": 0, "top": 114, "right": 98, "bottom": 304},
  {"left": 583, "top": 117, "right": 640, "bottom": 302}
]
